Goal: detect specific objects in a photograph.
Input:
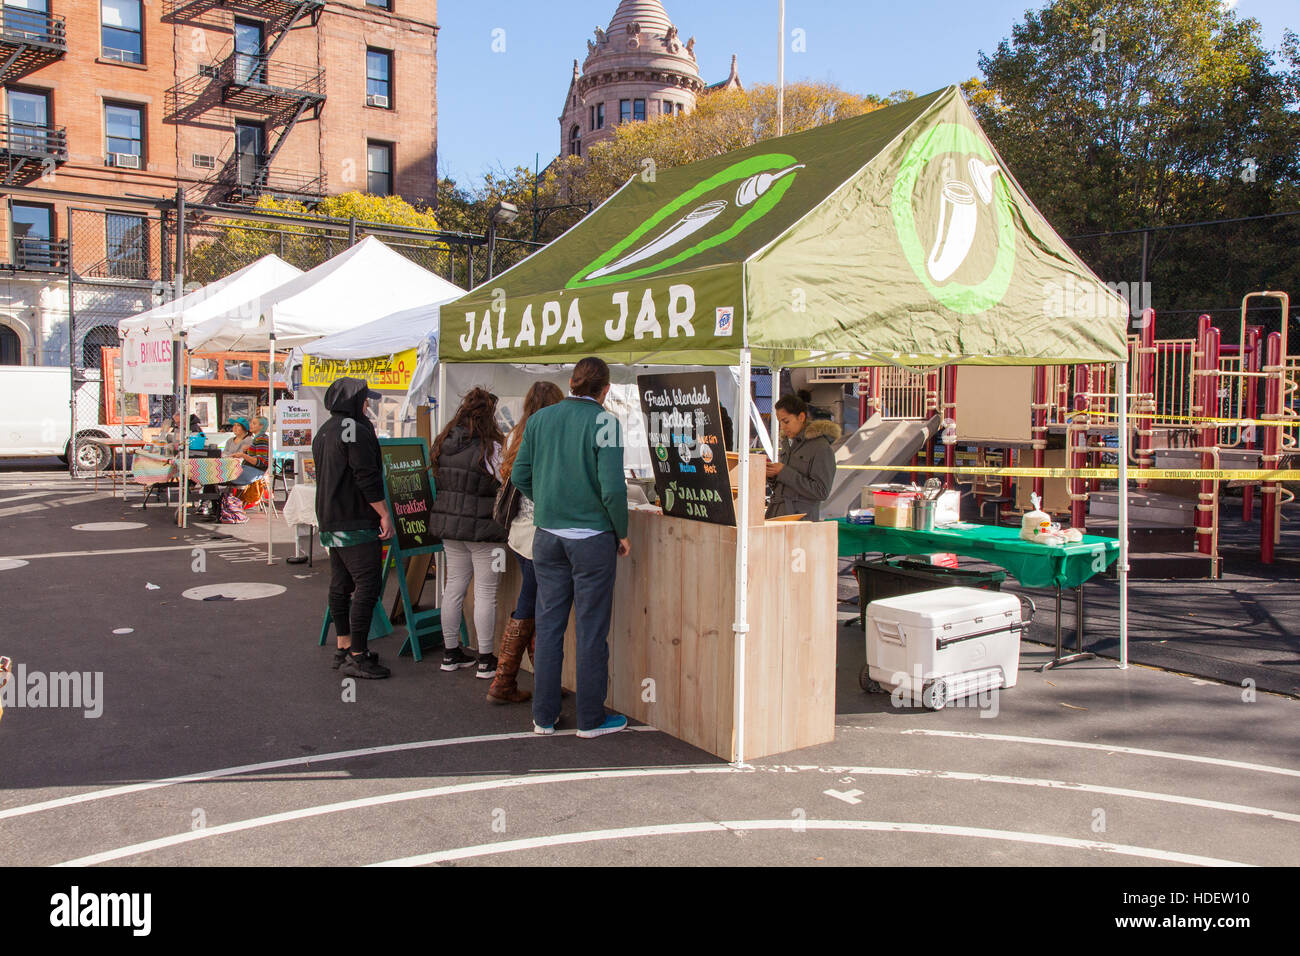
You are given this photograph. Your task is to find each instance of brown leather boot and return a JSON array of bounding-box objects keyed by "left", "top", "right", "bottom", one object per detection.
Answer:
[{"left": 487, "top": 617, "right": 533, "bottom": 704}]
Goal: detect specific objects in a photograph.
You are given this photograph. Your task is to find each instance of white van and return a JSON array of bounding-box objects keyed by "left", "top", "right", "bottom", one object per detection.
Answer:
[{"left": 0, "top": 366, "right": 135, "bottom": 470}]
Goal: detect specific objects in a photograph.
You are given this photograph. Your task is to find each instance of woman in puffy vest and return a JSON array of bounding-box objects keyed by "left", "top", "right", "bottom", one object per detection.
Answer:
[{"left": 427, "top": 387, "right": 507, "bottom": 678}]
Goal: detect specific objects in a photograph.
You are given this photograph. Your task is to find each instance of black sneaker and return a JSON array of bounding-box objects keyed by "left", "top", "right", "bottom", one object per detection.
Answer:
[
  {"left": 340, "top": 652, "right": 390, "bottom": 679},
  {"left": 476, "top": 653, "right": 498, "bottom": 679},
  {"left": 441, "top": 646, "right": 477, "bottom": 671},
  {"left": 332, "top": 648, "right": 379, "bottom": 670}
]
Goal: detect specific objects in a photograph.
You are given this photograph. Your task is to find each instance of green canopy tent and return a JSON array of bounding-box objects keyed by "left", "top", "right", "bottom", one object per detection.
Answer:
[{"left": 440, "top": 85, "right": 1133, "bottom": 762}]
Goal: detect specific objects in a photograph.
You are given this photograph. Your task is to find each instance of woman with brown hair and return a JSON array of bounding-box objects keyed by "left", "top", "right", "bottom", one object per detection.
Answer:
[
  {"left": 487, "top": 380, "right": 564, "bottom": 704},
  {"left": 426, "top": 387, "right": 508, "bottom": 677}
]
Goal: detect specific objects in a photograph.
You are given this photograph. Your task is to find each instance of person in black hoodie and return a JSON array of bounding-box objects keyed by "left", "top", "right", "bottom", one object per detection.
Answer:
[{"left": 313, "top": 377, "right": 393, "bottom": 679}]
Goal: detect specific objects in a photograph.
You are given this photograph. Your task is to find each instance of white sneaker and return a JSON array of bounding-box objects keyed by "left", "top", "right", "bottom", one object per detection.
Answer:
[{"left": 533, "top": 721, "right": 555, "bottom": 736}]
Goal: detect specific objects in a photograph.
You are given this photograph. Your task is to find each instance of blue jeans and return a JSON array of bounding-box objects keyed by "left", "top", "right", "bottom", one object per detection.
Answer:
[
  {"left": 531, "top": 530, "right": 617, "bottom": 731},
  {"left": 512, "top": 552, "right": 536, "bottom": 620}
]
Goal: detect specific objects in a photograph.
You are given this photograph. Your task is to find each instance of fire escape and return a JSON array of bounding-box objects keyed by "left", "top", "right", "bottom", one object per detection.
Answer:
[
  {"left": 0, "top": 5, "right": 67, "bottom": 83},
  {"left": 165, "top": 0, "right": 327, "bottom": 203}
]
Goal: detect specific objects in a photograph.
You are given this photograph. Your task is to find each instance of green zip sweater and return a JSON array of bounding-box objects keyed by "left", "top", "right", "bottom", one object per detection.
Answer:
[{"left": 511, "top": 397, "right": 628, "bottom": 539}]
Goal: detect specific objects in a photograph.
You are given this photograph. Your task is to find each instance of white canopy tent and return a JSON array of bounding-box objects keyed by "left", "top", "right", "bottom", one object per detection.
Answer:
[
  {"left": 119, "top": 254, "right": 304, "bottom": 338},
  {"left": 186, "top": 236, "right": 462, "bottom": 351},
  {"left": 185, "top": 236, "right": 461, "bottom": 563}
]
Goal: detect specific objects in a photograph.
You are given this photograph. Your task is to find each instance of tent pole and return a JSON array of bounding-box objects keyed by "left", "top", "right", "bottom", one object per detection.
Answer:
[
  {"left": 267, "top": 320, "right": 276, "bottom": 565},
  {"left": 769, "top": 366, "right": 780, "bottom": 463},
  {"left": 732, "top": 348, "right": 752, "bottom": 767},
  {"left": 776, "top": 0, "right": 785, "bottom": 137},
  {"left": 118, "top": 331, "right": 126, "bottom": 500},
  {"left": 179, "top": 332, "right": 189, "bottom": 529},
  {"left": 435, "top": 360, "right": 447, "bottom": 606},
  {"left": 1117, "top": 360, "right": 1129, "bottom": 669}
]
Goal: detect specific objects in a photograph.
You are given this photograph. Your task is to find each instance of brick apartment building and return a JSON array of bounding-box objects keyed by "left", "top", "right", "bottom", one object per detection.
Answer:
[{"left": 0, "top": 0, "right": 437, "bottom": 367}]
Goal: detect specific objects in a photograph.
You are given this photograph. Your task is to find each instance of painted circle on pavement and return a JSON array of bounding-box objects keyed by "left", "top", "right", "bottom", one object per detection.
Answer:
[
  {"left": 0, "top": 558, "right": 29, "bottom": 571},
  {"left": 72, "top": 521, "right": 147, "bottom": 531},
  {"left": 182, "top": 583, "right": 287, "bottom": 602}
]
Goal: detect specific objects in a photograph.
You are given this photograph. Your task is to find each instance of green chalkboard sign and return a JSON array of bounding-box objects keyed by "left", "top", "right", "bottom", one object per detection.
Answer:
[{"left": 379, "top": 437, "right": 439, "bottom": 556}]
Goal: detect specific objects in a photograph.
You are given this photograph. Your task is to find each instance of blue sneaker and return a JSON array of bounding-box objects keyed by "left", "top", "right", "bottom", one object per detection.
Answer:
[
  {"left": 533, "top": 721, "right": 555, "bottom": 736},
  {"left": 577, "top": 714, "right": 627, "bottom": 739}
]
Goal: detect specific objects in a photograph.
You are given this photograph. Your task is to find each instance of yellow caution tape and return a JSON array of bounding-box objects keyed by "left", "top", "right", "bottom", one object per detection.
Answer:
[
  {"left": 1117, "top": 413, "right": 1300, "bottom": 428},
  {"left": 839, "top": 463, "right": 1300, "bottom": 481}
]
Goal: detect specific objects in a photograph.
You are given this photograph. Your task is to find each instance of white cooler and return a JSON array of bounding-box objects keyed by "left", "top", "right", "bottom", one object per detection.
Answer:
[{"left": 865, "top": 587, "right": 1029, "bottom": 710}]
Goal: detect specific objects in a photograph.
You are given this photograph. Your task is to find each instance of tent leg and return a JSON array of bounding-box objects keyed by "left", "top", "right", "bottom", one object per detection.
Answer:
[
  {"left": 732, "top": 349, "right": 752, "bottom": 767},
  {"left": 769, "top": 366, "right": 781, "bottom": 463},
  {"left": 268, "top": 325, "right": 276, "bottom": 565},
  {"left": 1117, "top": 360, "right": 1129, "bottom": 669}
]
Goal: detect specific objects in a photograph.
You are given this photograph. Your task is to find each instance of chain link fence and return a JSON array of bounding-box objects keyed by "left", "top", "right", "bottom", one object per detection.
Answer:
[{"left": 23, "top": 196, "right": 506, "bottom": 477}]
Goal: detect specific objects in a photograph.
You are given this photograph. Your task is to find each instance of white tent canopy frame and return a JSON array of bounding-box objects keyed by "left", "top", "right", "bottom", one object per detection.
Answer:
[
  {"left": 182, "top": 237, "right": 463, "bottom": 561},
  {"left": 115, "top": 254, "right": 305, "bottom": 519}
]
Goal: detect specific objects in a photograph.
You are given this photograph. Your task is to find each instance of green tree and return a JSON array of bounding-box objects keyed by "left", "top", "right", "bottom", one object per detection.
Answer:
[{"left": 972, "top": 0, "right": 1300, "bottom": 337}]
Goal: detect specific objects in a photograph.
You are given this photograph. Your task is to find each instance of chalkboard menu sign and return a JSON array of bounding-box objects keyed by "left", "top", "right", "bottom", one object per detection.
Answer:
[
  {"left": 637, "top": 371, "right": 736, "bottom": 526},
  {"left": 379, "top": 437, "right": 438, "bottom": 555}
]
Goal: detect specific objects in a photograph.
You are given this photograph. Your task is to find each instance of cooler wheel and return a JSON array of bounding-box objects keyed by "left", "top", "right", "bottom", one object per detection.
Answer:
[
  {"left": 859, "top": 665, "right": 885, "bottom": 694},
  {"left": 922, "top": 679, "right": 949, "bottom": 711}
]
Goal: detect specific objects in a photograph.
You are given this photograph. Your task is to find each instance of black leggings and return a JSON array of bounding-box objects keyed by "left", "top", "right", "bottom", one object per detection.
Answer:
[{"left": 327, "top": 539, "right": 383, "bottom": 654}]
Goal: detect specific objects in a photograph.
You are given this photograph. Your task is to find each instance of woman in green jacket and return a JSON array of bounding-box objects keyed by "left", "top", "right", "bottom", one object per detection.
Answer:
[{"left": 765, "top": 394, "right": 841, "bottom": 521}]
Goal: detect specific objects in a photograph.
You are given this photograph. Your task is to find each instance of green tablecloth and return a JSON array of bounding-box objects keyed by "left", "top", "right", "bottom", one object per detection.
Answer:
[{"left": 832, "top": 519, "right": 1119, "bottom": 590}]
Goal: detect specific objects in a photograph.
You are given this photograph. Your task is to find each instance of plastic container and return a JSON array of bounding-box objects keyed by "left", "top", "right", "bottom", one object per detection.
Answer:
[
  {"left": 865, "top": 586, "right": 1029, "bottom": 709},
  {"left": 874, "top": 490, "right": 913, "bottom": 529}
]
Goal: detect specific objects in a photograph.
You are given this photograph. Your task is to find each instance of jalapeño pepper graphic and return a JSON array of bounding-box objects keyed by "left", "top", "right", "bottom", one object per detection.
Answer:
[{"left": 568, "top": 153, "right": 804, "bottom": 290}]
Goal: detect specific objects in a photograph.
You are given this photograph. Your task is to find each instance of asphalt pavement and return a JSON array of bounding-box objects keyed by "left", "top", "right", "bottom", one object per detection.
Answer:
[{"left": 1, "top": 468, "right": 1296, "bottom": 867}]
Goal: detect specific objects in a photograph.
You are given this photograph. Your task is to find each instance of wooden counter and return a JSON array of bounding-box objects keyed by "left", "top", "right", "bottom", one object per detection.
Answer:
[{"left": 465, "top": 510, "right": 837, "bottom": 761}]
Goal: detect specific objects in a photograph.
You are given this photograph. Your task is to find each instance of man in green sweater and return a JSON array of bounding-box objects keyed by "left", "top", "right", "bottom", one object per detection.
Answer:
[{"left": 511, "top": 356, "right": 630, "bottom": 738}]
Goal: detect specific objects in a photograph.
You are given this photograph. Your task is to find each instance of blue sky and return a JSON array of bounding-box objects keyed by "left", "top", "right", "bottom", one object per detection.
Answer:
[{"left": 436, "top": 0, "right": 1298, "bottom": 188}]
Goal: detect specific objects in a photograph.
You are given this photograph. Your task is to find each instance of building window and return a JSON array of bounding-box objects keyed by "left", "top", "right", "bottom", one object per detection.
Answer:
[
  {"left": 366, "top": 48, "right": 392, "bottom": 106},
  {"left": 663, "top": 99, "right": 673, "bottom": 116},
  {"left": 633, "top": 99, "right": 646, "bottom": 122},
  {"left": 590, "top": 102, "right": 604, "bottom": 130},
  {"left": 6, "top": 88, "right": 51, "bottom": 150},
  {"left": 569, "top": 124, "right": 580, "bottom": 157},
  {"left": 82, "top": 326, "right": 118, "bottom": 370},
  {"left": 619, "top": 99, "right": 631, "bottom": 124},
  {"left": 106, "top": 212, "right": 148, "bottom": 279},
  {"left": 0, "top": 324, "right": 20, "bottom": 365},
  {"left": 232, "top": 19, "right": 265, "bottom": 84},
  {"left": 104, "top": 102, "right": 143, "bottom": 163},
  {"left": 101, "top": 0, "right": 143, "bottom": 64},
  {"left": 365, "top": 0, "right": 391, "bottom": 8},
  {"left": 11, "top": 201, "right": 54, "bottom": 268},
  {"left": 367, "top": 141, "right": 392, "bottom": 195}
]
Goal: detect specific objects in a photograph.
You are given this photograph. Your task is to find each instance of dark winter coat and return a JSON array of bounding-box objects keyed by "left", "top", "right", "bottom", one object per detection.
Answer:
[
  {"left": 766, "top": 418, "right": 841, "bottom": 521},
  {"left": 427, "top": 426, "right": 506, "bottom": 543},
  {"left": 313, "top": 378, "right": 384, "bottom": 533}
]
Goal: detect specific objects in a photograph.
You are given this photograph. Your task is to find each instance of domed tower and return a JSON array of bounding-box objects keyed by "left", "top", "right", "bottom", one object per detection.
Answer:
[{"left": 560, "top": 1, "right": 726, "bottom": 159}]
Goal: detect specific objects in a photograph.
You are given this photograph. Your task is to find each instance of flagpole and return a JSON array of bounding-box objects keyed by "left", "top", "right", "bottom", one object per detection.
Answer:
[{"left": 776, "top": 0, "right": 785, "bottom": 137}]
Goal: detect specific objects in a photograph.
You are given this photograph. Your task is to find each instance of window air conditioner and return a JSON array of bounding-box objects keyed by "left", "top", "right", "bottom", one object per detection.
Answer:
[
  {"left": 109, "top": 152, "right": 141, "bottom": 169},
  {"left": 366, "top": 94, "right": 389, "bottom": 108}
]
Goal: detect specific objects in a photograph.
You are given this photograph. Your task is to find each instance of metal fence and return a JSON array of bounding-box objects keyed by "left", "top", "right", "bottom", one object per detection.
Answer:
[{"left": 12, "top": 193, "right": 531, "bottom": 476}]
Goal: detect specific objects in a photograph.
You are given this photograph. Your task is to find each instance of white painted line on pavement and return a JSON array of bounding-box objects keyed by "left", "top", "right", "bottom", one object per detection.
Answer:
[
  {"left": 1, "top": 726, "right": 663, "bottom": 822},
  {"left": 50, "top": 762, "right": 1295, "bottom": 866},
  {"left": 369, "top": 820, "right": 1252, "bottom": 868},
  {"left": 0, "top": 542, "right": 248, "bottom": 561},
  {"left": 55, "top": 764, "right": 730, "bottom": 866},
  {"left": 901, "top": 730, "right": 1300, "bottom": 778}
]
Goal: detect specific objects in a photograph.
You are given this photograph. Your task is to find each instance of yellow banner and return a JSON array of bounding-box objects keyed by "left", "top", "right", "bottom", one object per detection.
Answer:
[{"left": 302, "top": 350, "right": 417, "bottom": 392}]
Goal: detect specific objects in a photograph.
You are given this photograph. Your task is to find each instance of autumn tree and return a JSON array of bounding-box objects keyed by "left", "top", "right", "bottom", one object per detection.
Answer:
[
  {"left": 970, "top": 0, "right": 1300, "bottom": 335},
  {"left": 184, "top": 192, "right": 445, "bottom": 285}
]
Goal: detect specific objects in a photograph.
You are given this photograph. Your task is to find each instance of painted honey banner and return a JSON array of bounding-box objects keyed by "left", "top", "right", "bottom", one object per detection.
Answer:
[{"left": 302, "top": 350, "right": 417, "bottom": 393}]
